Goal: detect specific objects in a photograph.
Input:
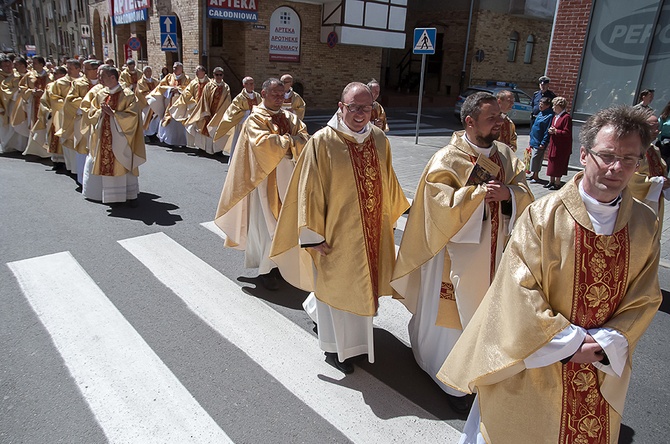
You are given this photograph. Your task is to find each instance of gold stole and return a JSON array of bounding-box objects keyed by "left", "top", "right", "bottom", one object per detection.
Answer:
[
  {"left": 99, "top": 92, "right": 120, "bottom": 176},
  {"left": 266, "top": 112, "right": 291, "bottom": 219},
  {"left": 47, "top": 121, "right": 59, "bottom": 153},
  {"left": 33, "top": 75, "right": 47, "bottom": 125},
  {"left": 130, "top": 72, "right": 138, "bottom": 87},
  {"left": 246, "top": 96, "right": 258, "bottom": 110},
  {"left": 438, "top": 151, "right": 505, "bottom": 328},
  {"left": 345, "top": 136, "right": 383, "bottom": 308},
  {"left": 142, "top": 80, "right": 156, "bottom": 131},
  {"left": 202, "top": 85, "right": 223, "bottom": 137},
  {"left": 560, "top": 224, "right": 630, "bottom": 444},
  {"left": 371, "top": 103, "right": 380, "bottom": 126},
  {"left": 499, "top": 115, "right": 512, "bottom": 148}
]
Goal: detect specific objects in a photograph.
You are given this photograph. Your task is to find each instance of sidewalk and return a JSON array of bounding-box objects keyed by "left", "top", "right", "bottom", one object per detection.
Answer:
[{"left": 389, "top": 133, "right": 670, "bottom": 267}]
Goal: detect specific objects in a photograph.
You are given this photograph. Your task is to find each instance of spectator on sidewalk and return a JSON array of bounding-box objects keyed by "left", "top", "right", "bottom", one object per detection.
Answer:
[
  {"left": 545, "top": 96, "right": 573, "bottom": 190},
  {"left": 528, "top": 97, "right": 554, "bottom": 183}
]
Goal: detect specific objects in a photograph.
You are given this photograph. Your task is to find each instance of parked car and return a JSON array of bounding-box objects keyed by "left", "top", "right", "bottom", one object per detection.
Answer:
[{"left": 454, "top": 82, "right": 533, "bottom": 125}]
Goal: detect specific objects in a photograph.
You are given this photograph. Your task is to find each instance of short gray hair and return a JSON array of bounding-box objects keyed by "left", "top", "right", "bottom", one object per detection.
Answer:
[
  {"left": 580, "top": 106, "right": 653, "bottom": 154},
  {"left": 262, "top": 78, "right": 282, "bottom": 92}
]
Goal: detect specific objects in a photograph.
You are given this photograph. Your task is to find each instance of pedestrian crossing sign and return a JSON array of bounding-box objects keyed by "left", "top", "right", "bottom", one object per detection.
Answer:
[
  {"left": 161, "top": 33, "right": 178, "bottom": 52},
  {"left": 413, "top": 28, "right": 436, "bottom": 55}
]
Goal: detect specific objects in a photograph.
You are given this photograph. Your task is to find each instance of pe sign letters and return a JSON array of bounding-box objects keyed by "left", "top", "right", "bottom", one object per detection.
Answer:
[
  {"left": 269, "top": 6, "right": 301, "bottom": 62},
  {"left": 207, "top": 0, "right": 258, "bottom": 22}
]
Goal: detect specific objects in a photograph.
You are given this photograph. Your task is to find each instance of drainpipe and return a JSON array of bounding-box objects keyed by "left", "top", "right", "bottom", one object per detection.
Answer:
[{"left": 460, "top": 0, "right": 475, "bottom": 92}]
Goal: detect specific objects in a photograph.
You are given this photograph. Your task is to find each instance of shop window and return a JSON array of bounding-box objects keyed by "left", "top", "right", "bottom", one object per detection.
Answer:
[
  {"left": 524, "top": 34, "right": 534, "bottom": 64},
  {"left": 508, "top": 31, "right": 519, "bottom": 62}
]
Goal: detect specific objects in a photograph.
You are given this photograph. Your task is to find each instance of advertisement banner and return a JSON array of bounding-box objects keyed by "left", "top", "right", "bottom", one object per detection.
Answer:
[
  {"left": 112, "top": 0, "right": 151, "bottom": 25},
  {"left": 269, "top": 6, "right": 300, "bottom": 62},
  {"left": 207, "top": 0, "right": 258, "bottom": 22}
]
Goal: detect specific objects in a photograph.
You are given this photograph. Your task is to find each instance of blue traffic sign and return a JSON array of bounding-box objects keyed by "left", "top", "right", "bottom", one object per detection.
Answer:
[
  {"left": 160, "top": 16, "right": 178, "bottom": 52},
  {"left": 127, "top": 37, "right": 141, "bottom": 51},
  {"left": 413, "top": 28, "right": 437, "bottom": 55}
]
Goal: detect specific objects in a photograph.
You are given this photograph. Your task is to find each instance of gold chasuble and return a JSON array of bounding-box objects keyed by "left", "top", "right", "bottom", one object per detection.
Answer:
[
  {"left": 88, "top": 86, "right": 146, "bottom": 177},
  {"left": 60, "top": 77, "right": 97, "bottom": 151},
  {"left": 213, "top": 90, "right": 261, "bottom": 146},
  {"left": 77, "top": 83, "right": 105, "bottom": 154},
  {"left": 214, "top": 105, "right": 309, "bottom": 248},
  {"left": 281, "top": 90, "right": 306, "bottom": 121},
  {"left": 437, "top": 173, "right": 662, "bottom": 444},
  {"left": 370, "top": 101, "right": 389, "bottom": 132},
  {"left": 498, "top": 113, "right": 517, "bottom": 151},
  {"left": 147, "top": 73, "right": 191, "bottom": 126},
  {"left": 627, "top": 144, "right": 667, "bottom": 219},
  {"left": 270, "top": 125, "right": 409, "bottom": 317},
  {"left": 391, "top": 131, "right": 533, "bottom": 328},
  {"left": 185, "top": 80, "right": 231, "bottom": 138}
]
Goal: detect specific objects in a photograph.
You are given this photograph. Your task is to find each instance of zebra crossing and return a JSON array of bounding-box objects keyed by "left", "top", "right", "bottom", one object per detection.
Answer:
[{"left": 6, "top": 213, "right": 462, "bottom": 444}]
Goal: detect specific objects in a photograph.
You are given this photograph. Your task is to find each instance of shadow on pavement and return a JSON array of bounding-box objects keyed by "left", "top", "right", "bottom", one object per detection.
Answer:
[
  {"left": 106, "top": 192, "right": 182, "bottom": 226},
  {"left": 619, "top": 424, "right": 634, "bottom": 443},
  {"left": 238, "top": 276, "right": 308, "bottom": 311},
  {"left": 659, "top": 289, "right": 670, "bottom": 315}
]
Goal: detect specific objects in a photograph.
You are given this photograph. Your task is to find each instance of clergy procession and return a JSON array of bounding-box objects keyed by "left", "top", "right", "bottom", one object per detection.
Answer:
[{"left": 1, "top": 51, "right": 665, "bottom": 444}]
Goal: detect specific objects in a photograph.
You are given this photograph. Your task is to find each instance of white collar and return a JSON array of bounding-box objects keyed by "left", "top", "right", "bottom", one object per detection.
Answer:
[
  {"left": 259, "top": 103, "right": 281, "bottom": 115},
  {"left": 463, "top": 133, "right": 494, "bottom": 157},
  {"left": 105, "top": 84, "right": 122, "bottom": 94},
  {"left": 245, "top": 90, "right": 255, "bottom": 99},
  {"left": 578, "top": 180, "right": 620, "bottom": 235},
  {"left": 284, "top": 89, "right": 293, "bottom": 99},
  {"left": 198, "top": 76, "right": 208, "bottom": 83},
  {"left": 327, "top": 111, "right": 372, "bottom": 144},
  {"left": 175, "top": 73, "right": 183, "bottom": 80},
  {"left": 90, "top": 78, "right": 99, "bottom": 85}
]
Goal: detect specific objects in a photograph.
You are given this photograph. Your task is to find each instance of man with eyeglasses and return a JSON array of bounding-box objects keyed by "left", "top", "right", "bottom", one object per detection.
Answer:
[
  {"left": 391, "top": 91, "right": 533, "bottom": 413},
  {"left": 280, "top": 74, "right": 305, "bottom": 121},
  {"left": 184, "top": 67, "right": 231, "bottom": 155},
  {"left": 270, "top": 82, "right": 409, "bottom": 374},
  {"left": 214, "top": 76, "right": 262, "bottom": 161},
  {"left": 439, "top": 105, "right": 662, "bottom": 444},
  {"left": 215, "top": 78, "right": 309, "bottom": 291},
  {"left": 628, "top": 112, "right": 669, "bottom": 220}
]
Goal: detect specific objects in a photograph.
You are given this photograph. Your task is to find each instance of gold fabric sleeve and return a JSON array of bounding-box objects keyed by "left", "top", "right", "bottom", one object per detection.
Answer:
[
  {"left": 213, "top": 91, "right": 261, "bottom": 142},
  {"left": 391, "top": 131, "right": 534, "bottom": 313},
  {"left": 214, "top": 107, "right": 310, "bottom": 247},
  {"left": 436, "top": 174, "right": 662, "bottom": 443},
  {"left": 270, "top": 126, "right": 409, "bottom": 316}
]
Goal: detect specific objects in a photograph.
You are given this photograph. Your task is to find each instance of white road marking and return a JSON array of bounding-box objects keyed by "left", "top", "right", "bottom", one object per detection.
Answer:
[
  {"left": 200, "top": 220, "right": 227, "bottom": 240},
  {"left": 7, "top": 252, "right": 233, "bottom": 444},
  {"left": 119, "top": 232, "right": 461, "bottom": 444}
]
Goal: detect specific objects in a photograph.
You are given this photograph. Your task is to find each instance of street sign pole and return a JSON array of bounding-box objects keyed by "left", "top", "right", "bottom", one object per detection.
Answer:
[{"left": 415, "top": 54, "right": 426, "bottom": 145}]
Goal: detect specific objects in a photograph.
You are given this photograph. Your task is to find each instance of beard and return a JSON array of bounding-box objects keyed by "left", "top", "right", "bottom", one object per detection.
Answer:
[{"left": 476, "top": 131, "right": 499, "bottom": 147}]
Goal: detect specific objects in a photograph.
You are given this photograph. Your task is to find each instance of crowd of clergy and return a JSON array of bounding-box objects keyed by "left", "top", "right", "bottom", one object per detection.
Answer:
[{"left": 1, "top": 52, "right": 664, "bottom": 444}]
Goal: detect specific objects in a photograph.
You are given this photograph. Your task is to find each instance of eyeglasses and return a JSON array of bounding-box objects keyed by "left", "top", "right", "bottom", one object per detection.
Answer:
[
  {"left": 214, "top": 73, "right": 224, "bottom": 77},
  {"left": 586, "top": 148, "right": 641, "bottom": 168},
  {"left": 343, "top": 103, "right": 373, "bottom": 113}
]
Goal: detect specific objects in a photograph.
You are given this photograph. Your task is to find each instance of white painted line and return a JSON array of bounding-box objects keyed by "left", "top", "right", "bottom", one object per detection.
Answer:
[
  {"left": 200, "top": 221, "right": 227, "bottom": 240},
  {"left": 7, "top": 252, "right": 233, "bottom": 444},
  {"left": 119, "top": 232, "right": 461, "bottom": 444},
  {"left": 395, "top": 214, "right": 407, "bottom": 232}
]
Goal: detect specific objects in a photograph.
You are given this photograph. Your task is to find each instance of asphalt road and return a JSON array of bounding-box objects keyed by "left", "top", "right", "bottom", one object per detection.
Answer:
[{"left": 1, "top": 110, "right": 669, "bottom": 443}]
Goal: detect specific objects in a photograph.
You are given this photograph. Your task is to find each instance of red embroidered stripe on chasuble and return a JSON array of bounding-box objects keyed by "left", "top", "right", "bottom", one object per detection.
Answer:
[
  {"left": 266, "top": 112, "right": 292, "bottom": 220},
  {"left": 559, "top": 225, "right": 630, "bottom": 444},
  {"left": 202, "top": 86, "right": 223, "bottom": 137},
  {"left": 646, "top": 149, "right": 665, "bottom": 177},
  {"left": 99, "top": 92, "right": 120, "bottom": 176},
  {"left": 345, "top": 137, "right": 383, "bottom": 308}
]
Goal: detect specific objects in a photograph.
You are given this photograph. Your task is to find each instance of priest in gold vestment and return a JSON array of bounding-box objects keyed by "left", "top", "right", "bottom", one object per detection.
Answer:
[
  {"left": 213, "top": 76, "right": 261, "bottom": 160},
  {"left": 0, "top": 55, "right": 25, "bottom": 153},
  {"left": 36, "top": 66, "right": 69, "bottom": 168},
  {"left": 391, "top": 92, "right": 533, "bottom": 411},
  {"left": 82, "top": 65, "right": 146, "bottom": 204},
  {"left": 64, "top": 60, "right": 103, "bottom": 184},
  {"left": 367, "top": 79, "right": 389, "bottom": 132},
  {"left": 13, "top": 56, "right": 51, "bottom": 158},
  {"left": 280, "top": 74, "right": 305, "bottom": 121},
  {"left": 148, "top": 62, "right": 190, "bottom": 147},
  {"left": 184, "top": 67, "right": 231, "bottom": 154},
  {"left": 497, "top": 89, "right": 517, "bottom": 151},
  {"left": 136, "top": 66, "right": 159, "bottom": 139},
  {"left": 118, "top": 59, "right": 139, "bottom": 92},
  {"left": 214, "top": 78, "right": 309, "bottom": 290},
  {"left": 438, "top": 106, "right": 662, "bottom": 444},
  {"left": 4, "top": 57, "right": 30, "bottom": 152},
  {"left": 627, "top": 113, "right": 668, "bottom": 221},
  {"left": 270, "top": 82, "right": 409, "bottom": 374}
]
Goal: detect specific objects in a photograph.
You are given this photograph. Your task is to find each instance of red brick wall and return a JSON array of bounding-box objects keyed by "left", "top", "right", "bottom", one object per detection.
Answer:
[{"left": 546, "top": 0, "right": 593, "bottom": 112}]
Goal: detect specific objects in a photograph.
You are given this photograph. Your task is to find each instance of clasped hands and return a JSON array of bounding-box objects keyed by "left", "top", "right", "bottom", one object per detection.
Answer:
[
  {"left": 570, "top": 334, "right": 605, "bottom": 364},
  {"left": 308, "top": 241, "right": 332, "bottom": 256},
  {"left": 485, "top": 179, "right": 511, "bottom": 203}
]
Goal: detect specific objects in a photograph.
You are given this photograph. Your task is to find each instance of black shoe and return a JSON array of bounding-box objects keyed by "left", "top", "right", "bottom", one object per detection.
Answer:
[
  {"left": 325, "top": 352, "right": 354, "bottom": 374},
  {"left": 52, "top": 161, "right": 66, "bottom": 171},
  {"left": 547, "top": 184, "right": 557, "bottom": 190},
  {"left": 259, "top": 272, "right": 279, "bottom": 291},
  {"left": 543, "top": 182, "right": 553, "bottom": 188},
  {"left": 271, "top": 267, "right": 284, "bottom": 281},
  {"left": 446, "top": 393, "right": 472, "bottom": 415}
]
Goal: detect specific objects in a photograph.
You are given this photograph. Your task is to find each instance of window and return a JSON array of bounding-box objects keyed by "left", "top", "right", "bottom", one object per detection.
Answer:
[
  {"left": 508, "top": 31, "right": 519, "bottom": 62},
  {"left": 524, "top": 34, "right": 534, "bottom": 64},
  {"left": 211, "top": 20, "right": 223, "bottom": 47}
]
